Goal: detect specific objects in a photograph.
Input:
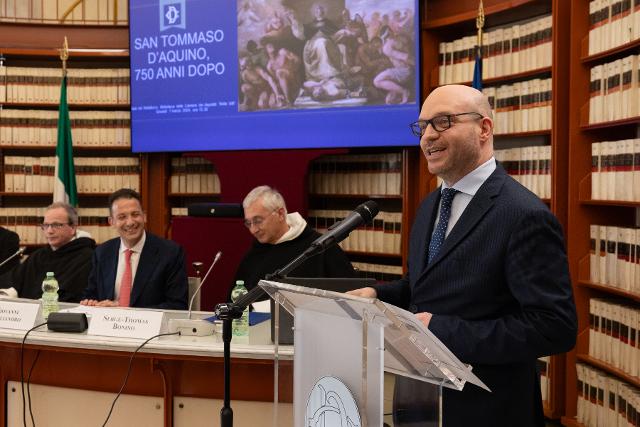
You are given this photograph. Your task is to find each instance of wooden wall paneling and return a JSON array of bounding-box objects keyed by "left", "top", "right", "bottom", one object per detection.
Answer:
[{"left": 0, "top": 22, "right": 128, "bottom": 51}]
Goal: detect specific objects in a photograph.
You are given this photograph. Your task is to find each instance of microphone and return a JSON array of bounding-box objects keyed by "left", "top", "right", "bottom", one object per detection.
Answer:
[
  {"left": 189, "top": 251, "right": 221, "bottom": 320},
  {"left": 217, "top": 201, "right": 379, "bottom": 314},
  {"left": 0, "top": 247, "right": 25, "bottom": 269},
  {"left": 168, "top": 251, "right": 222, "bottom": 336}
]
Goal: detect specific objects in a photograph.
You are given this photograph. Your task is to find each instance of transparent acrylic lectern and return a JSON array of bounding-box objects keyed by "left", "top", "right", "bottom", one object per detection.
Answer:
[{"left": 259, "top": 280, "right": 489, "bottom": 427}]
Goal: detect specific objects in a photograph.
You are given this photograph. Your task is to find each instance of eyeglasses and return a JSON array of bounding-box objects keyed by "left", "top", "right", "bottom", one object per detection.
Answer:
[
  {"left": 243, "top": 210, "right": 277, "bottom": 228},
  {"left": 40, "top": 222, "right": 70, "bottom": 230},
  {"left": 409, "top": 112, "right": 484, "bottom": 137}
]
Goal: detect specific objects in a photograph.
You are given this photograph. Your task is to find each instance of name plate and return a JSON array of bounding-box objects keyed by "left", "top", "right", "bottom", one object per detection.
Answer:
[
  {"left": 0, "top": 301, "right": 40, "bottom": 330},
  {"left": 88, "top": 308, "right": 164, "bottom": 339}
]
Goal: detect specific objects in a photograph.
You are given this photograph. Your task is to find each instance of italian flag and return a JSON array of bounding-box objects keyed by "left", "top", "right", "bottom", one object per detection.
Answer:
[{"left": 53, "top": 75, "right": 78, "bottom": 206}]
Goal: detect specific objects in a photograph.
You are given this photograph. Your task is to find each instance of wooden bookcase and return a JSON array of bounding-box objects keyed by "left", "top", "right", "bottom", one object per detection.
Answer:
[
  {"left": 0, "top": 22, "right": 171, "bottom": 242},
  {"left": 420, "top": 0, "right": 571, "bottom": 419},
  {"left": 562, "top": 1, "right": 640, "bottom": 426},
  {"left": 306, "top": 147, "right": 422, "bottom": 276}
]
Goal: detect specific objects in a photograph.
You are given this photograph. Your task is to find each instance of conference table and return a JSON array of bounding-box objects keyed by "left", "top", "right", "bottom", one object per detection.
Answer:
[{"left": 0, "top": 301, "right": 293, "bottom": 427}]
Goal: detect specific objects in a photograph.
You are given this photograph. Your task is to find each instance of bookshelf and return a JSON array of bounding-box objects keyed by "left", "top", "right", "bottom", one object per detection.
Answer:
[
  {"left": 0, "top": 23, "right": 155, "bottom": 244},
  {"left": 0, "top": 0, "right": 129, "bottom": 26},
  {"left": 565, "top": 0, "right": 640, "bottom": 425},
  {"left": 308, "top": 149, "right": 405, "bottom": 276},
  {"left": 167, "top": 154, "right": 222, "bottom": 220},
  {"left": 421, "top": 0, "right": 571, "bottom": 419}
]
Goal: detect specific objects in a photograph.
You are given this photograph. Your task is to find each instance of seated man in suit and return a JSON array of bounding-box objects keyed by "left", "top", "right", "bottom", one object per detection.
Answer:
[
  {"left": 0, "top": 225, "right": 20, "bottom": 276},
  {"left": 0, "top": 202, "right": 95, "bottom": 302},
  {"left": 80, "top": 188, "right": 188, "bottom": 309},
  {"left": 349, "top": 85, "right": 577, "bottom": 427},
  {"left": 231, "top": 185, "right": 355, "bottom": 300}
]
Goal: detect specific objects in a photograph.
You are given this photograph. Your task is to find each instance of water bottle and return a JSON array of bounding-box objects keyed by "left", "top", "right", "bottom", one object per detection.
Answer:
[
  {"left": 230, "top": 280, "right": 249, "bottom": 340},
  {"left": 41, "top": 271, "right": 59, "bottom": 320}
]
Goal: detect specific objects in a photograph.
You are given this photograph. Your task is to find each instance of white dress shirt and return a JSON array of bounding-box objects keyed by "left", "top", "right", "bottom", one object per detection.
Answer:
[{"left": 435, "top": 157, "right": 497, "bottom": 239}]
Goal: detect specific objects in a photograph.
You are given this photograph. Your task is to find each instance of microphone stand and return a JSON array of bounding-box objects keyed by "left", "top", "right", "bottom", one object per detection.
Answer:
[{"left": 214, "top": 246, "right": 321, "bottom": 427}]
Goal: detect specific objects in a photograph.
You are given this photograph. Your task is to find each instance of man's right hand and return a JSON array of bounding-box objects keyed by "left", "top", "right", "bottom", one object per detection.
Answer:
[{"left": 346, "top": 287, "right": 377, "bottom": 298}]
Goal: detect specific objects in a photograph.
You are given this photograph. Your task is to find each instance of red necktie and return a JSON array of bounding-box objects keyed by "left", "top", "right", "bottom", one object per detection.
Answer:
[{"left": 118, "top": 249, "right": 133, "bottom": 307}]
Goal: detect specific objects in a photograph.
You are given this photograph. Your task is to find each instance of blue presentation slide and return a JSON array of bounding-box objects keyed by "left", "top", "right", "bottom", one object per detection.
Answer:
[{"left": 129, "top": 0, "right": 420, "bottom": 152}]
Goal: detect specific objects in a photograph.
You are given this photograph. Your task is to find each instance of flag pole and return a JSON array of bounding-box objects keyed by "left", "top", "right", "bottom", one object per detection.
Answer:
[
  {"left": 53, "top": 36, "right": 78, "bottom": 206},
  {"left": 476, "top": 0, "right": 485, "bottom": 48},
  {"left": 472, "top": 1, "right": 485, "bottom": 90},
  {"left": 60, "top": 36, "right": 69, "bottom": 77}
]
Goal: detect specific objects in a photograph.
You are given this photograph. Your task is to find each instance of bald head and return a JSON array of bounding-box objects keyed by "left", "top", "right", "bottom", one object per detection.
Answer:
[
  {"left": 427, "top": 84, "right": 493, "bottom": 119},
  {"left": 418, "top": 84, "right": 495, "bottom": 186}
]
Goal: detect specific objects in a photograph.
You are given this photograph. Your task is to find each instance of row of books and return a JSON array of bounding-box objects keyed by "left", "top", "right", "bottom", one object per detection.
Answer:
[
  {"left": 3, "top": 156, "right": 140, "bottom": 193},
  {"left": 308, "top": 153, "right": 402, "bottom": 196},
  {"left": 0, "top": 0, "right": 128, "bottom": 25},
  {"left": 589, "top": 54, "right": 640, "bottom": 124},
  {"left": 0, "top": 109, "right": 131, "bottom": 147},
  {"left": 576, "top": 363, "right": 639, "bottom": 427},
  {"left": 352, "top": 261, "right": 403, "bottom": 282},
  {"left": 308, "top": 210, "right": 402, "bottom": 255},
  {"left": 589, "top": 225, "right": 640, "bottom": 294},
  {"left": 169, "top": 157, "right": 221, "bottom": 194},
  {"left": 0, "top": 66, "right": 130, "bottom": 104},
  {"left": 591, "top": 139, "right": 640, "bottom": 202},
  {"left": 538, "top": 356, "right": 551, "bottom": 402},
  {"left": 589, "top": 298, "right": 640, "bottom": 377},
  {"left": 438, "top": 14, "right": 552, "bottom": 85},
  {"left": 482, "top": 77, "right": 553, "bottom": 135},
  {"left": 589, "top": 0, "right": 640, "bottom": 55},
  {"left": 170, "top": 207, "right": 189, "bottom": 217},
  {"left": 495, "top": 146, "right": 552, "bottom": 199},
  {"left": 0, "top": 207, "right": 118, "bottom": 245}
]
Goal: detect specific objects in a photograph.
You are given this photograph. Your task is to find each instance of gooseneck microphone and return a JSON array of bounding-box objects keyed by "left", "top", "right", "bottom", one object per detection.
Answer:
[
  {"left": 188, "top": 251, "right": 222, "bottom": 320},
  {"left": 169, "top": 251, "right": 222, "bottom": 336},
  {"left": 0, "top": 247, "right": 25, "bottom": 269}
]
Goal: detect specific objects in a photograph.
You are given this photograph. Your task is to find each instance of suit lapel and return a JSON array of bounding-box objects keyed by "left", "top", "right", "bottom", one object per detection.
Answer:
[
  {"left": 413, "top": 190, "right": 441, "bottom": 275},
  {"left": 419, "top": 167, "right": 507, "bottom": 276},
  {"left": 104, "top": 240, "right": 119, "bottom": 300},
  {"left": 130, "top": 234, "right": 157, "bottom": 306}
]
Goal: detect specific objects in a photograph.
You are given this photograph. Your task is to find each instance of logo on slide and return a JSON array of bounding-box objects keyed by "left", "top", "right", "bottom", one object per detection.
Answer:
[
  {"left": 159, "top": 0, "right": 185, "bottom": 31},
  {"left": 306, "top": 376, "right": 361, "bottom": 427}
]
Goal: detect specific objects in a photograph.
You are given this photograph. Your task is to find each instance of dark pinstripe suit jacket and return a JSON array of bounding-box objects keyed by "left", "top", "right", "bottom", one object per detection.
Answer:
[
  {"left": 83, "top": 233, "right": 188, "bottom": 310},
  {"left": 375, "top": 164, "right": 577, "bottom": 427}
]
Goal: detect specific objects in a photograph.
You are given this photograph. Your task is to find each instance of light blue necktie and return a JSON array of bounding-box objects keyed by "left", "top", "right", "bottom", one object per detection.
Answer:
[{"left": 427, "top": 188, "right": 458, "bottom": 264}]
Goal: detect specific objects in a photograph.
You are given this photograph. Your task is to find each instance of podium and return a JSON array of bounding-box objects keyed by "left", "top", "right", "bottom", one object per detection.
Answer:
[{"left": 259, "top": 280, "right": 489, "bottom": 427}]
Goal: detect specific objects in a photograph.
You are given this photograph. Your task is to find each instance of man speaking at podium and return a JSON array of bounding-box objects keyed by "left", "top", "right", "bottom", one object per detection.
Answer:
[{"left": 349, "top": 85, "right": 577, "bottom": 427}]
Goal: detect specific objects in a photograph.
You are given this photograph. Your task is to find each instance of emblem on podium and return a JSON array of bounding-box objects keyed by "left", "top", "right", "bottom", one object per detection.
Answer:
[{"left": 306, "top": 376, "right": 361, "bottom": 427}]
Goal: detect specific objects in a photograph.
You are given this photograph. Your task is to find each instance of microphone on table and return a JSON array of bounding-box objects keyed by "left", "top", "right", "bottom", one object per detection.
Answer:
[
  {"left": 169, "top": 251, "right": 222, "bottom": 336},
  {"left": 0, "top": 247, "right": 25, "bottom": 269}
]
